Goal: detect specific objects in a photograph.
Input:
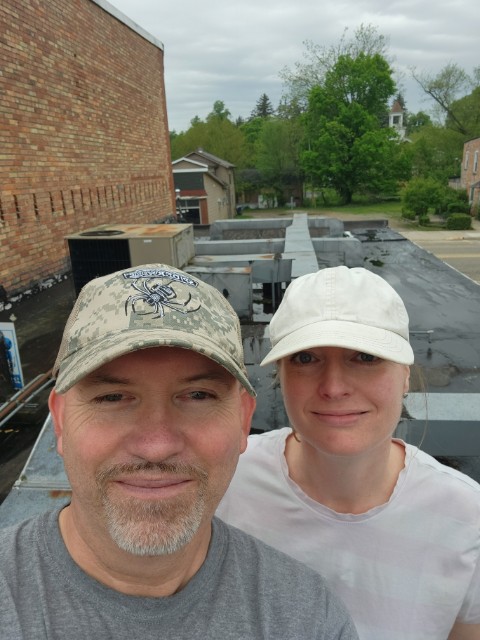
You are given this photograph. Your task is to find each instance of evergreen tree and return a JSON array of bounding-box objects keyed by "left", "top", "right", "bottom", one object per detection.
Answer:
[{"left": 250, "top": 94, "right": 275, "bottom": 119}]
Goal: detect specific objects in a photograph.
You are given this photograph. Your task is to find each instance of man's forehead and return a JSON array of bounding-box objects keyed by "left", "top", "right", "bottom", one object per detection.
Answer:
[{"left": 79, "top": 346, "right": 237, "bottom": 385}]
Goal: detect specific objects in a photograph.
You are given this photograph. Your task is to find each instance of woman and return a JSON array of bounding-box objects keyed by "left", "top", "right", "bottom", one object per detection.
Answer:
[{"left": 217, "top": 266, "right": 480, "bottom": 640}]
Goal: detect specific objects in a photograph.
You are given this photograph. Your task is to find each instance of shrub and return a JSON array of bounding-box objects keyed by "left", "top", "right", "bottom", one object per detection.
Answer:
[
  {"left": 446, "top": 201, "right": 471, "bottom": 214},
  {"left": 402, "top": 177, "right": 444, "bottom": 217},
  {"left": 418, "top": 215, "right": 430, "bottom": 226},
  {"left": 445, "top": 214, "right": 472, "bottom": 230},
  {"left": 437, "top": 187, "right": 470, "bottom": 217}
]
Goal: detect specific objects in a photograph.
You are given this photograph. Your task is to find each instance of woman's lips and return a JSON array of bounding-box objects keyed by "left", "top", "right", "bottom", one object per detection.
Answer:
[{"left": 312, "top": 409, "right": 368, "bottom": 426}]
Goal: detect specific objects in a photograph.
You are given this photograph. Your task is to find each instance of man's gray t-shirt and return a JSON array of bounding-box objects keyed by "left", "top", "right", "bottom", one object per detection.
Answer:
[{"left": 0, "top": 508, "right": 358, "bottom": 639}]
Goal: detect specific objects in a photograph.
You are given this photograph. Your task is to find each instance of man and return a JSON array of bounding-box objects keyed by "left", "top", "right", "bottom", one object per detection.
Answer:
[{"left": 0, "top": 264, "right": 358, "bottom": 639}]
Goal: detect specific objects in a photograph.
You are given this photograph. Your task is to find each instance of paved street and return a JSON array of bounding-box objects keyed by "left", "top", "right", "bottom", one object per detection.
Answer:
[{"left": 398, "top": 227, "right": 480, "bottom": 284}]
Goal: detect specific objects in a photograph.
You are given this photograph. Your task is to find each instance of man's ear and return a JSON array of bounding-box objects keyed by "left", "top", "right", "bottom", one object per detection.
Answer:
[
  {"left": 48, "top": 389, "right": 65, "bottom": 457},
  {"left": 239, "top": 390, "right": 256, "bottom": 454}
]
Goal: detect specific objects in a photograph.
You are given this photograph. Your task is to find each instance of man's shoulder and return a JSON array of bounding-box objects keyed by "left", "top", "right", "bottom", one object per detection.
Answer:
[
  {"left": 0, "top": 509, "right": 54, "bottom": 558},
  {"left": 214, "top": 518, "right": 359, "bottom": 637}
]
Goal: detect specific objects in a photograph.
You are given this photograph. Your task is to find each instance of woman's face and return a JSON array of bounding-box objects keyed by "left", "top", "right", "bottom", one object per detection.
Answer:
[{"left": 278, "top": 346, "right": 410, "bottom": 459}]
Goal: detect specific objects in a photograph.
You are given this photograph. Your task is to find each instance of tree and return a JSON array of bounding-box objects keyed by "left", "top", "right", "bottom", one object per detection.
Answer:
[
  {"left": 251, "top": 94, "right": 275, "bottom": 119},
  {"left": 239, "top": 117, "right": 266, "bottom": 166},
  {"left": 446, "top": 86, "right": 480, "bottom": 139},
  {"left": 411, "top": 63, "right": 480, "bottom": 135},
  {"left": 255, "top": 118, "right": 303, "bottom": 204},
  {"left": 280, "top": 24, "right": 390, "bottom": 112},
  {"left": 406, "top": 111, "right": 432, "bottom": 135},
  {"left": 406, "top": 125, "right": 464, "bottom": 181},
  {"left": 302, "top": 52, "right": 398, "bottom": 204},
  {"left": 206, "top": 100, "right": 232, "bottom": 122},
  {"left": 170, "top": 106, "right": 248, "bottom": 168}
]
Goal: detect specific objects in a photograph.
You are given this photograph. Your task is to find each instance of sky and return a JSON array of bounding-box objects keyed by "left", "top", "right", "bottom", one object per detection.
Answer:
[{"left": 108, "top": 0, "right": 478, "bottom": 133}]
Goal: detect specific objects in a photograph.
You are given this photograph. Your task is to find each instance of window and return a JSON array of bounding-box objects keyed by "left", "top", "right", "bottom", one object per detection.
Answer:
[
  {"left": 474, "top": 150, "right": 479, "bottom": 174},
  {"left": 464, "top": 151, "right": 470, "bottom": 170}
]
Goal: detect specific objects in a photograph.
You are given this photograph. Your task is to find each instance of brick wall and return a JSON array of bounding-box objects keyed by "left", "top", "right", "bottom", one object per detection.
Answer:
[
  {"left": 0, "top": 0, "right": 175, "bottom": 295},
  {"left": 461, "top": 137, "right": 480, "bottom": 214}
]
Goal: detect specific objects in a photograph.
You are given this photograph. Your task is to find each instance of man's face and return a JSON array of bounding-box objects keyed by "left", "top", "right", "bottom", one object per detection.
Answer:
[{"left": 49, "top": 347, "right": 255, "bottom": 556}]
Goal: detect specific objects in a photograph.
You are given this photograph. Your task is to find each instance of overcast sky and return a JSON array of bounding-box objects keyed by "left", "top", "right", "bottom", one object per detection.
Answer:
[{"left": 108, "top": 0, "right": 478, "bottom": 133}]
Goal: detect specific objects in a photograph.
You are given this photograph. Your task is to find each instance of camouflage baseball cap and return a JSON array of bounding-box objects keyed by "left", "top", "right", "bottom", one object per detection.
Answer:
[{"left": 53, "top": 264, "right": 256, "bottom": 396}]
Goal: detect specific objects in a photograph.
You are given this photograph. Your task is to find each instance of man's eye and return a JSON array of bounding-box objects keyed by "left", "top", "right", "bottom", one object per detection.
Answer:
[
  {"left": 95, "top": 393, "right": 124, "bottom": 403},
  {"left": 188, "top": 391, "right": 212, "bottom": 400}
]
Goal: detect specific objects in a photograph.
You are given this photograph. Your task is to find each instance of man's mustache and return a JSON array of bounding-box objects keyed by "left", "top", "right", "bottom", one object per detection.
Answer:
[{"left": 96, "top": 461, "right": 208, "bottom": 484}]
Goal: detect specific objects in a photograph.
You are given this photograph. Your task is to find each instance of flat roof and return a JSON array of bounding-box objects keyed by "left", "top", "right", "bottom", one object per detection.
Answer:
[{"left": 92, "top": 0, "right": 164, "bottom": 50}]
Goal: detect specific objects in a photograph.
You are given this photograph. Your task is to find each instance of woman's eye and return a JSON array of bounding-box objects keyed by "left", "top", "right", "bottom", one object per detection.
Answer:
[
  {"left": 357, "top": 352, "right": 377, "bottom": 363},
  {"left": 291, "top": 351, "right": 314, "bottom": 364}
]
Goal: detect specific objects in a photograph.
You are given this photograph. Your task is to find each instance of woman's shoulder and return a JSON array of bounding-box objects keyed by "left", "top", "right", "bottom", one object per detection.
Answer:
[
  {"left": 402, "top": 442, "right": 480, "bottom": 523},
  {"left": 244, "top": 427, "right": 290, "bottom": 457},
  {"left": 405, "top": 443, "right": 480, "bottom": 490}
]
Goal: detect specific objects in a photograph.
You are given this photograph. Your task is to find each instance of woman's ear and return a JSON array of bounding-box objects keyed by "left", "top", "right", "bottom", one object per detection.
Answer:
[{"left": 403, "top": 366, "right": 411, "bottom": 395}]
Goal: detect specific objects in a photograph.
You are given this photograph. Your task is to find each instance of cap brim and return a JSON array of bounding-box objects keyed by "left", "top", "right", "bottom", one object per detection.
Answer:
[
  {"left": 55, "top": 329, "right": 256, "bottom": 396},
  {"left": 260, "top": 320, "right": 414, "bottom": 366}
]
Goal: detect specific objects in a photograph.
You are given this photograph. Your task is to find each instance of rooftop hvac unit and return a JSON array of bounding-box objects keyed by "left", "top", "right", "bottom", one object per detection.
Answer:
[
  {"left": 185, "top": 266, "right": 253, "bottom": 320},
  {"left": 66, "top": 224, "right": 195, "bottom": 295}
]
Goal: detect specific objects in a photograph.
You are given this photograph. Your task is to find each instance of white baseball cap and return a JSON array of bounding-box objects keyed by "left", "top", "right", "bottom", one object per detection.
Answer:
[{"left": 261, "top": 266, "right": 414, "bottom": 366}]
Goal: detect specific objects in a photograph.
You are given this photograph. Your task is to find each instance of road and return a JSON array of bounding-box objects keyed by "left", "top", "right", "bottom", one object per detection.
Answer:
[{"left": 398, "top": 228, "right": 480, "bottom": 284}]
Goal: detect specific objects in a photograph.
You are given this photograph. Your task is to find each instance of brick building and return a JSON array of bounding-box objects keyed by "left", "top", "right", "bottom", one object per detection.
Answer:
[
  {"left": 461, "top": 137, "right": 480, "bottom": 214},
  {"left": 0, "top": 0, "right": 175, "bottom": 296}
]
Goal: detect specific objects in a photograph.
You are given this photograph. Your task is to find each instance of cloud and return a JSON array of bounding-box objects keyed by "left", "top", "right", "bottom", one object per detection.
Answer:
[{"left": 108, "top": 0, "right": 478, "bottom": 132}]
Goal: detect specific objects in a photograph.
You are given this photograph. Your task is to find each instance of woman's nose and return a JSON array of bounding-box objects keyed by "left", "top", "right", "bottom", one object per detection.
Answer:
[{"left": 316, "top": 360, "right": 351, "bottom": 399}]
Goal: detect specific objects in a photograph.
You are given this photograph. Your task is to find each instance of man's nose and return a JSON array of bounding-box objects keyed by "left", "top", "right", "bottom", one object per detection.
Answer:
[{"left": 124, "top": 403, "right": 187, "bottom": 462}]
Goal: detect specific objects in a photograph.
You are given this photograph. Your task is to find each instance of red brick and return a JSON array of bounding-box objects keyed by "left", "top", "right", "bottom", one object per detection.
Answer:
[{"left": 0, "top": 0, "right": 176, "bottom": 295}]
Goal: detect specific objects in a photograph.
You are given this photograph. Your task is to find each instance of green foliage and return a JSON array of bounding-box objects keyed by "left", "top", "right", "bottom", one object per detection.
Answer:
[
  {"left": 401, "top": 177, "right": 445, "bottom": 216},
  {"left": 239, "top": 117, "right": 266, "bottom": 166},
  {"left": 438, "top": 188, "right": 471, "bottom": 216},
  {"left": 280, "top": 24, "right": 390, "bottom": 112},
  {"left": 411, "top": 63, "right": 480, "bottom": 137},
  {"left": 302, "top": 52, "right": 398, "bottom": 203},
  {"left": 235, "top": 168, "right": 262, "bottom": 202},
  {"left": 255, "top": 118, "right": 304, "bottom": 197},
  {"left": 251, "top": 94, "right": 275, "bottom": 119},
  {"left": 207, "top": 100, "right": 232, "bottom": 122},
  {"left": 446, "top": 87, "right": 480, "bottom": 139},
  {"left": 447, "top": 201, "right": 471, "bottom": 214},
  {"left": 406, "top": 111, "right": 432, "bottom": 135},
  {"left": 406, "top": 125, "right": 464, "bottom": 181},
  {"left": 445, "top": 214, "right": 472, "bottom": 230},
  {"left": 170, "top": 109, "right": 249, "bottom": 169}
]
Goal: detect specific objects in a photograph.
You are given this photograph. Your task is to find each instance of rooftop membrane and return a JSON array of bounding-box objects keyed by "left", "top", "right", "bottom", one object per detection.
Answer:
[{"left": 1, "top": 213, "right": 479, "bottom": 525}]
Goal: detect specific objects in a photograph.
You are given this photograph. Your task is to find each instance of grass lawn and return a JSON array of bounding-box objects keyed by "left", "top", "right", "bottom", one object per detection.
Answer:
[{"left": 239, "top": 199, "right": 449, "bottom": 231}]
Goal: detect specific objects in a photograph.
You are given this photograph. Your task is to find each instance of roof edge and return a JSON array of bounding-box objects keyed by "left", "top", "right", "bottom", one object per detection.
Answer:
[{"left": 91, "top": 0, "right": 164, "bottom": 50}]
